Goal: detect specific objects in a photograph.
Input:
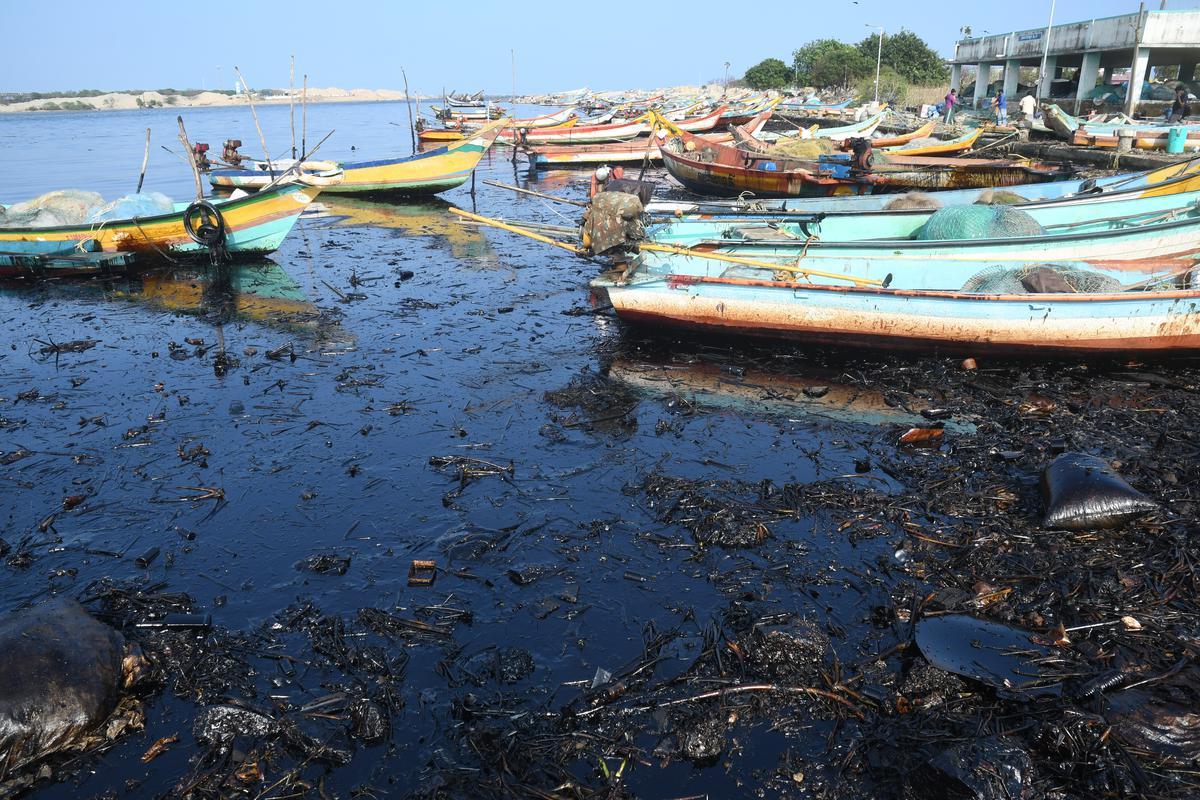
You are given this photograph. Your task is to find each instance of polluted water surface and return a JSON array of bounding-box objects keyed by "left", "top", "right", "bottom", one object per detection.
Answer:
[{"left": 2, "top": 103, "right": 1200, "bottom": 799}]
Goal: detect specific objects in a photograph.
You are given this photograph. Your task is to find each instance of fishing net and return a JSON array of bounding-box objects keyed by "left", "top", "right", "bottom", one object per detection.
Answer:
[
  {"left": 761, "top": 137, "right": 835, "bottom": 159},
  {"left": 915, "top": 205, "right": 1044, "bottom": 241},
  {"left": 0, "top": 190, "right": 104, "bottom": 228},
  {"left": 583, "top": 192, "right": 644, "bottom": 256},
  {"left": 960, "top": 264, "right": 1122, "bottom": 294},
  {"left": 89, "top": 193, "right": 174, "bottom": 222},
  {"left": 0, "top": 190, "right": 174, "bottom": 228}
]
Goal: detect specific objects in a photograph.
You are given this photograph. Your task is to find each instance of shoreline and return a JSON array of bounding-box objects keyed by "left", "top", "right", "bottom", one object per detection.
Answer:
[{"left": 0, "top": 88, "right": 438, "bottom": 114}]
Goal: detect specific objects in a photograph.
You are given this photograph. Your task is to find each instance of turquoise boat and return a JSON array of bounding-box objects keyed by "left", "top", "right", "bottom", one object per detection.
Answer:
[
  {"left": 590, "top": 254, "right": 1200, "bottom": 355},
  {"left": 643, "top": 189, "right": 1200, "bottom": 268}
]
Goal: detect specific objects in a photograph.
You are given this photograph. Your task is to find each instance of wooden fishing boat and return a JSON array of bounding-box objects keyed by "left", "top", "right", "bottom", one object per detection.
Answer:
[
  {"left": 1043, "top": 104, "right": 1200, "bottom": 138},
  {"left": 0, "top": 183, "right": 321, "bottom": 278},
  {"left": 659, "top": 126, "right": 1071, "bottom": 198},
  {"left": 871, "top": 121, "right": 936, "bottom": 148},
  {"left": 497, "top": 115, "right": 650, "bottom": 146},
  {"left": 525, "top": 110, "right": 774, "bottom": 169},
  {"left": 645, "top": 189, "right": 1200, "bottom": 264},
  {"left": 755, "top": 109, "right": 887, "bottom": 143},
  {"left": 673, "top": 105, "right": 726, "bottom": 133},
  {"left": 878, "top": 127, "right": 983, "bottom": 156},
  {"left": 590, "top": 255, "right": 1200, "bottom": 355},
  {"left": 330, "top": 123, "right": 505, "bottom": 195},
  {"left": 647, "top": 156, "right": 1200, "bottom": 215},
  {"left": 446, "top": 90, "right": 486, "bottom": 108},
  {"left": 209, "top": 159, "right": 344, "bottom": 190},
  {"left": 420, "top": 111, "right": 577, "bottom": 143}
]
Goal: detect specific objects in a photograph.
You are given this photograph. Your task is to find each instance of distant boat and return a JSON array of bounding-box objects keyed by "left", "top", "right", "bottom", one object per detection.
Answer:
[
  {"left": 332, "top": 123, "right": 505, "bottom": 195},
  {"left": 0, "top": 184, "right": 321, "bottom": 278}
]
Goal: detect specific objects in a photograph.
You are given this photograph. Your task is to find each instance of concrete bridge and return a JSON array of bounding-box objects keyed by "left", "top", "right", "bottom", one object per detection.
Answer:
[{"left": 949, "top": 5, "right": 1200, "bottom": 114}]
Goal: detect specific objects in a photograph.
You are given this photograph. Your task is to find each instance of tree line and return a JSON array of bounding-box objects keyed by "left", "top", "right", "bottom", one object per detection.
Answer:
[{"left": 743, "top": 31, "right": 948, "bottom": 93}]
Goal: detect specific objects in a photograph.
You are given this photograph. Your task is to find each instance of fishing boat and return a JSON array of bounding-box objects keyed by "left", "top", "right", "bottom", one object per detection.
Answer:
[
  {"left": 446, "top": 90, "right": 486, "bottom": 107},
  {"left": 646, "top": 156, "right": 1200, "bottom": 215},
  {"left": 755, "top": 109, "right": 888, "bottom": 143},
  {"left": 1043, "top": 104, "right": 1200, "bottom": 138},
  {"left": 872, "top": 121, "right": 936, "bottom": 148},
  {"left": 589, "top": 254, "right": 1200, "bottom": 355},
  {"left": 0, "top": 183, "right": 321, "bottom": 278},
  {"left": 321, "top": 123, "right": 505, "bottom": 196},
  {"left": 209, "top": 159, "right": 344, "bottom": 191},
  {"left": 643, "top": 189, "right": 1200, "bottom": 264},
  {"left": 659, "top": 124, "right": 1071, "bottom": 198},
  {"left": 497, "top": 115, "right": 650, "bottom": 146},
  {"left": 525, "top": 110, "right": 774, "bottom": 169}
]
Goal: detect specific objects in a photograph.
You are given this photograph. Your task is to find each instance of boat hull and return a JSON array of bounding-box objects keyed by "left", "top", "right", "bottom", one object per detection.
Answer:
[
  {"left": 593, "top": 276, "right": 1200, "bottom": 355},
  {"left": 329, "top": 126, "right": 501, "bottom": 196},
  {"left": 0, "top": 185, "right": 319, "bottom": 276}
]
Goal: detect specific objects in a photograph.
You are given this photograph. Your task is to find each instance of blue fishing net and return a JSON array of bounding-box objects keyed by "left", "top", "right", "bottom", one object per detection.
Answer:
[
  {"left": 89, "top": 192, "right": 174, "bottom": 222},
  {"left": 915, "top": 205, "right": 1045, "bottom": 241}
]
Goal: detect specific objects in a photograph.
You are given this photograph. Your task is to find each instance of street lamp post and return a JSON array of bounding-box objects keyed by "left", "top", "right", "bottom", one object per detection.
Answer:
[
  {"left": 866, "top": 25, "right": 884, "bottom": 104},
  {"left": 723, "top": 61, "right": 730, "bottom": 93}
]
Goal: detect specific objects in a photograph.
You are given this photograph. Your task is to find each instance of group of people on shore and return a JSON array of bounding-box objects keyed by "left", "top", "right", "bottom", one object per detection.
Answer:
[{"left": 941, "top": 87, "right": 1037, "bottom": 125}]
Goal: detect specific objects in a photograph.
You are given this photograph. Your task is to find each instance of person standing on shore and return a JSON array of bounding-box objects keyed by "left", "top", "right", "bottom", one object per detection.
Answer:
[
  {"left": 992, "top": 89, "right": 1008, "bottom": 125},
  {"left": 1019, "top": 91, "right": 1038, "bottom": 120},
  {"left": 944, "top": 88, "right": 958, "bottom": 124}
]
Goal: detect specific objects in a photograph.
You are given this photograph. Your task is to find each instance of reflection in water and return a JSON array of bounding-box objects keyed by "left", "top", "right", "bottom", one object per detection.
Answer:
[
  {"left": 606, "top": 355, "right": 974, "bottom": 432},
  {"left": 315, "top": 196, "right": 498, "bottom": 265},
  {"left": 1, "top": 261, "right": 346, "bottom": 341}
]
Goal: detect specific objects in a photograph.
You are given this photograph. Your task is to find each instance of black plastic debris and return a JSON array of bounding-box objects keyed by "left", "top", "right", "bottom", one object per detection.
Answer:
[
  {"left": 748, "top": 618, "right": 832, "bottom": 681},
  {"left": 296, "top": 553, "right": 351, "bottom": 575},
  {"left": 1041, "top": 452, "right": 1158, "bottom": 530},
  {"left": 915, "top": 614, "right": 1060, "bottom": 696},
  {"left": 919, "top": 737, "right": 1037, "bottom": 800},
  {"left": 192, "top": 704, "right": 278, "bottom": 745},
  {"left": 1106, "top": 689, "right": 1200, "bottom": 761},
  {"left": 0, "top": 599, "right": 142, "bottom": 771}
]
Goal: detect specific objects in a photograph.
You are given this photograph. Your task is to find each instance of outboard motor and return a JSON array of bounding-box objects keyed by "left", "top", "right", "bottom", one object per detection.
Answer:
[
  {"left": 221, "top": 139, "right": 243, "bottom": 168},
  {"left": 192, "top": 142, "right": 212, "bottom": 172}
]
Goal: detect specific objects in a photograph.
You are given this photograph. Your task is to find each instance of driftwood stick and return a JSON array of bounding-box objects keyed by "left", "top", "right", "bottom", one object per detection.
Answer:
[
  {"left": 136, "top": 127, "right": 151, "bottom": 193},
  {"left": 176, "top": 117, "right": 204, "bottom": 201}
]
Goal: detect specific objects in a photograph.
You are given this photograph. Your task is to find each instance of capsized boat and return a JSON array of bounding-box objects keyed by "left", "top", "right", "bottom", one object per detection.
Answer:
[
  {"left": 331, "top": 122, "right": 505, "bottom": 195},
  {"left": 0, "top": 184, "right": 321, "bottom": 278}
]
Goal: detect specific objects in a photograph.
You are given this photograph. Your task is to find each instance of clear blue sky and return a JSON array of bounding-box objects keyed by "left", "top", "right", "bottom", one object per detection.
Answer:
[{"left": 4, "top": 0, "right": 1198, "bottom": 94}]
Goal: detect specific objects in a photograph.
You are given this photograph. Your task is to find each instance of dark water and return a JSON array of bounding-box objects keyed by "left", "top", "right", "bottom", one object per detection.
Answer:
[{"left": 2, "top": 103, "right": 1196, "bottom": 799}]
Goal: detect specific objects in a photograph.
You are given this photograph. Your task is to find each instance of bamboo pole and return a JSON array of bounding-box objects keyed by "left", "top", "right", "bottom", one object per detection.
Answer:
[
  {"left": 176, "top": 117, "right": 204, "bottom": 201},
  {"left": 136, "top": 127, "right": 151, "bottom": 193},
  {"left": 234, "top": 66, "right": 273, "bottom": 174},
  {"left": 289, "top": 55, "right": 296, "bottom": 160},
  {"left": 482, "top": 179, "right": 588, "bottom": 207},
  {"left": 301, "top": 75, "right": 308, "bottom": 159},
  {"left": 402, "top": 67, "right": 416, "bottom": 155},
  {"left": 449, "top": 208, "right": 585, "bottom": 254}
]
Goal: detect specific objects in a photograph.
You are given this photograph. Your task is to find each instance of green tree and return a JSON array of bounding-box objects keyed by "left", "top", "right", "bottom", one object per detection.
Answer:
[
  {"left": 855, "top": 30, "right": 948, "bottom": 85},
  {"left": 793, "top": 39, "right": 873, "bottom": 89},
  {"left": 743, "top": 58, "right": 792, "bottom": 90}
]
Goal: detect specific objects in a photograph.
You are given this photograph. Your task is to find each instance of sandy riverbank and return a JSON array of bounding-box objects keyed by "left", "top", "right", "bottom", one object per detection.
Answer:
[{"left": 0, "top": 87, "right": 422, "bottom": 113}]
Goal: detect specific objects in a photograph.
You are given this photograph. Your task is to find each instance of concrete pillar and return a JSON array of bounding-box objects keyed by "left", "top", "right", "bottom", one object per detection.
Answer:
[
  {"left": 974, "top": 63, "right": 991, "bottom": 109},
  {"left": 1003, "top": 59, "right": 1021, "bottom": 99},
  {"left": 1125, "top": 47, "right": 1150, "bottom": 117},
  {"left": 1038, "top": 56, "right": 1057, "bottom": 99},
  {"left": 950, "top": 64, "right": 963, "bottom": 92},
  {"left": 1181, "top": 62, "right": 1197, "bottom": 83},
  {"left": 1074, "top": 51, "right": 1102, "bottom": 114}
]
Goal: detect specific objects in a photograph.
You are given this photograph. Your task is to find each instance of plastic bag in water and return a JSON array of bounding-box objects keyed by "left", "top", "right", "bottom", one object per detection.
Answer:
[{"left": 1041, "top": 452, "right": 1159, "bottom": 530}]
